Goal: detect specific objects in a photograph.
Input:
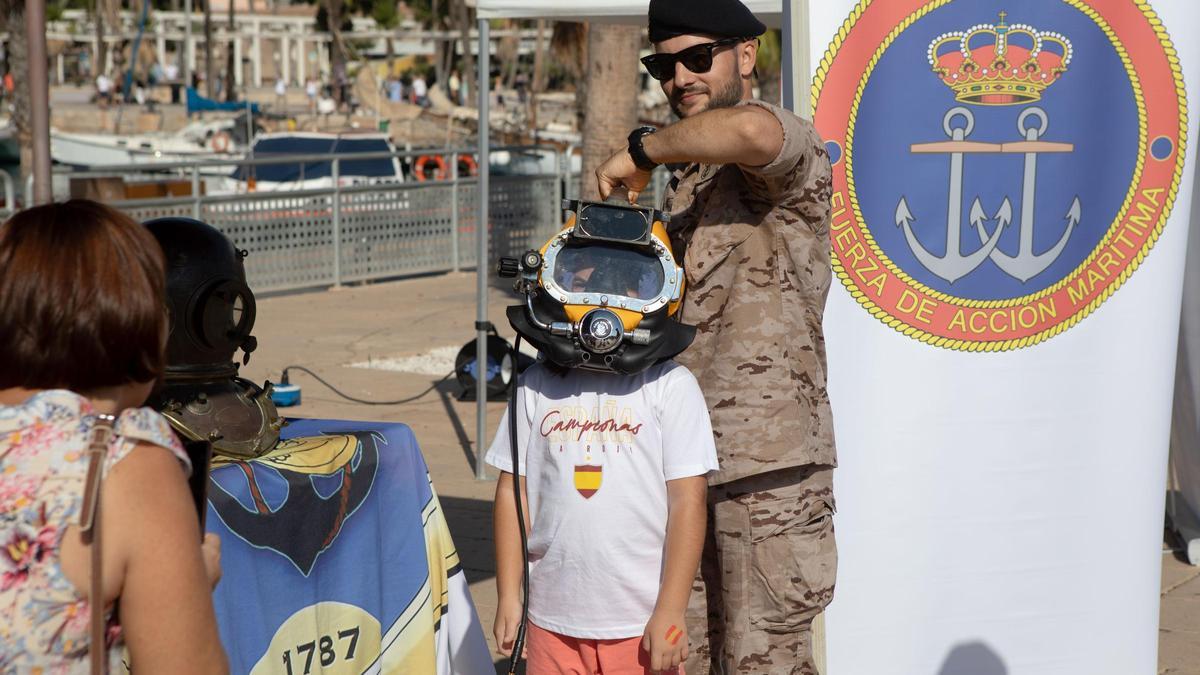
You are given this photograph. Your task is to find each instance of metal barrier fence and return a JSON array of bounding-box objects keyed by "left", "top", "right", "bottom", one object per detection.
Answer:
[
  {"left": 37, "top": 147, "right": 566, "bottom": 294},
  {"left": 112, "top": 174, "right": 561, "bottom": 293},
  {"left": 3, "top": 147, "right": 672, "bottom": 295}
]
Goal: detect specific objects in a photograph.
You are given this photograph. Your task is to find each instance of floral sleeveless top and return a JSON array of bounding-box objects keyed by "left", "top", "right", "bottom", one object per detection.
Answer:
[{"left": 0, "top": 390, "right": 190, "bottom": 673}]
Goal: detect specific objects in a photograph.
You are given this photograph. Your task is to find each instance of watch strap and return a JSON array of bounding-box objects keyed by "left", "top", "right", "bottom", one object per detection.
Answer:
[{"left": 627, "top": 126, "right": 659, "bottom": 171}]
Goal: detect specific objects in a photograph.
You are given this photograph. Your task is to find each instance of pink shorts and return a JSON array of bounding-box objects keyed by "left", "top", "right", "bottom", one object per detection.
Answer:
[{"left": 525, "top": 621, "right": 684, "bottom": 674}]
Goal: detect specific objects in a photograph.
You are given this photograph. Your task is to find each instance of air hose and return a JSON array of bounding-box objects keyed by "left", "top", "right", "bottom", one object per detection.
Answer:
[
  {"left": 277, "top": 365, "right": 452, "bottom": 406},
  {"left": 508, "top": 334, "right": 531, "bottom": 673}
]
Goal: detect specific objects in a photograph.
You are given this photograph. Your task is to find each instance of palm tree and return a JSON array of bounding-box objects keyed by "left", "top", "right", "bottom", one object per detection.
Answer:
[
  {"left": 756, "top": 29, "right": 782, "bottom": 106},
  {"left": 405, "top": 0, "right": 449, "bottom": 95},
  {"left": 370, "top": 0, "right": 400, "bottom": 79},
  {"left": 496, "top": 19, "right": 520, "bottom": 90},
  {"left": 86, "top": 0, "right": 123, "bottom": 84},
  {"left": 550, "top": 21, "right": 586, "bottom": 84},
  {"left": 532, "top": 19, "right": 547, "bottom": 93},
  {"left": 527, "top": 19, "right": 547, "bottom": 133},
  {"left": 580, "top": 23, "right": 641, "bottom": 201},
  {"left": 203, "top": 0, "right": 215, "bottom": 97},
  {"left": 450, "top": 0, "right": 475, "bottom": 104},
  {"left": 225, "top": 0, "right": 237, "bottom": 101},
  {"left": 0, "top": 0, "right": 31, "bottom": 195},
  {"left": 551, "top": 20, "right": 587, "bottom": 127},
  {"left": 92, "top": 0, "right": 106, "bottom": 79},
  {"left": 321, "top": 0, "right": 348, "bottom": 104}
]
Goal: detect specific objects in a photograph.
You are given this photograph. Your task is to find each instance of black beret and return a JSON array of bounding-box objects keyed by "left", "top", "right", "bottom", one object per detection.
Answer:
[{"left": 648, "top": 0, "right": 767, "bottom": 43}]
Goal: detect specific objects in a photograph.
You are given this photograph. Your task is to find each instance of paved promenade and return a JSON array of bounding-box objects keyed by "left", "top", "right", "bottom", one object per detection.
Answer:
[{"left": 239, "top": 273, "right": 1200, "bottom": 674}]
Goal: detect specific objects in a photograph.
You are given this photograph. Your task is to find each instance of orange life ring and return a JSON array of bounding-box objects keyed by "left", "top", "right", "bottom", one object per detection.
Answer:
[
  {"left": 211, "top": 131, "right": 231, "bottom": 153},
  {"left": 414, "top": 154, "right": 448, "bottom": 181},
  {"left": 456, "top": 154, "right": 478, "bottom": 177}
]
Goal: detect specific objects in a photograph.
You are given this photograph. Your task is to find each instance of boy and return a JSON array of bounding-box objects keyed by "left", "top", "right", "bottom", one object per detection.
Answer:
[
  {"left": 488, "top": 208, "right": 718, "bottom": 673},
  {"left": 488, "top": 360, "right": 717, "bottom": 673}
]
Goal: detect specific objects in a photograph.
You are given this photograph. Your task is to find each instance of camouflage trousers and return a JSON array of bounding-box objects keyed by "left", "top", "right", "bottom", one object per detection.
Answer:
[{"left": 684, "top": 465, "right": 836, "bottom": 675}]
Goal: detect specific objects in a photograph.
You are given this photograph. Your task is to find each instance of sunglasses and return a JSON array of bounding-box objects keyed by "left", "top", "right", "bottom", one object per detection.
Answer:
[{"left": 640, "top": 37, "right": 744, "bottom": 82}]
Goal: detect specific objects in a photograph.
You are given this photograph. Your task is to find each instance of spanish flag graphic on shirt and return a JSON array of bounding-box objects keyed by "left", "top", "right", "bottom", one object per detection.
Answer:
[{"left": 573, "top": 465, "right": 603, "bottom": 499}]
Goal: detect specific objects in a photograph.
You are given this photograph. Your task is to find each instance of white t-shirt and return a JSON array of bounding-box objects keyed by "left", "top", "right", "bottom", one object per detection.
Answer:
[
  {"left": 412, "top": 77, "right": 427, "bottom": 98},
  {"left": 485, "top": 360, "right": 718, "bottom": 639}
]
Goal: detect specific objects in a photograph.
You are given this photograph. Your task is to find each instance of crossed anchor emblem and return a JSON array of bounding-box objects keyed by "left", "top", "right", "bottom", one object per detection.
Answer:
[{"left": 896, "top": 106, "right": 1081, "bottom": 283}]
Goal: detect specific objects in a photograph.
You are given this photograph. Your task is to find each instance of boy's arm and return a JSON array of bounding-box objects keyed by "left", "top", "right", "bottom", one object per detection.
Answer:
[
  {"left": 493, "top": 471, "right": 531, "bottom": 656},
  {"left": 643, "top": 475, "right": 708, "bottom": 671}
]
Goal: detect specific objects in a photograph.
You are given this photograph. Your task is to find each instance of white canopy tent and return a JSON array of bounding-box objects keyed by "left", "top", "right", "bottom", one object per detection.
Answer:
[
  {"left": 474, "top": 0, "right": 783, "bottom": 23},
  {"left": 464, "top": 0, "right": 814, "bottom": 668},
  {"left": 471, "top": 1, "right": 806, "bottom": 110},
  {"left": 465, "top": 1, "right": 811, "bottom": 482}
]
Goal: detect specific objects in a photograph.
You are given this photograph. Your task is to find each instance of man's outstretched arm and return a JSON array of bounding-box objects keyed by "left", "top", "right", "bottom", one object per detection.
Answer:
[{"left": 596, "top": 105, "right": 784, "bottom": 202}]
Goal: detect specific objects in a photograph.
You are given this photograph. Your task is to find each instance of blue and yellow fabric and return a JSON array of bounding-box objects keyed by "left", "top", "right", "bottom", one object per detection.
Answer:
[{"left": 205, "top": 419, "right": 491, "bottom": 674}]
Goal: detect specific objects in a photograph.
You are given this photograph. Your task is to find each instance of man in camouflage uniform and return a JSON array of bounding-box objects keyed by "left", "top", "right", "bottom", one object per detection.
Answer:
[{"left": 595, "top": 0, "right": 835, "bottom": 672}]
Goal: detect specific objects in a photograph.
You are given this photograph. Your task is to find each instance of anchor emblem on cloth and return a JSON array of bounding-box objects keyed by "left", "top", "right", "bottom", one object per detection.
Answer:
[{"left": 897, "top": 106, "right": 1079, "bottom": 284}]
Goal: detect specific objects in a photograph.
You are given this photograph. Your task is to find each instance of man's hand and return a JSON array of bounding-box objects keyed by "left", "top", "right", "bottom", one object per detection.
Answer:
[
  {"left": 641, "top": 609, "right": 687, "bottom": 673},
  {"left": 596, "top": 149, "right": 652, "bottom": 203},
  {"left": 493, "top": 595, "right": 525, "bottom": 658}
]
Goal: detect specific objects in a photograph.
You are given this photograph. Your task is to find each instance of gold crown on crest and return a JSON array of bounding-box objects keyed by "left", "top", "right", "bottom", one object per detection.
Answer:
[{"left": 927, "top": 11, "right": 1072, "bottom": 106}]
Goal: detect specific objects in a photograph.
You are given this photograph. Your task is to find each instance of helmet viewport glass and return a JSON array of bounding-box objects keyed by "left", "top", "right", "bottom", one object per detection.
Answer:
[{"left": 552, "top": 244, "right": 665, "bottom": 300}]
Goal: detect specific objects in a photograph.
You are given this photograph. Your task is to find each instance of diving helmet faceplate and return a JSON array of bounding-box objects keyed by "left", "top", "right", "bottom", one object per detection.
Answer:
[{"left": 499, "top": 200, "right": 696, "bottom": 374}]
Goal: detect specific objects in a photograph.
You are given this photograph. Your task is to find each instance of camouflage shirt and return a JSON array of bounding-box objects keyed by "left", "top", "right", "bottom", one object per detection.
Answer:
[{"left": 664, "top": 100, "right": 835, "bottom": 485}]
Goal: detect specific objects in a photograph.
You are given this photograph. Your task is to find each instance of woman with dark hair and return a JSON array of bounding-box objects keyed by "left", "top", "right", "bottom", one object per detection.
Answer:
[{"left": 0, "top": 201, "right": 228, "bottom": 673}]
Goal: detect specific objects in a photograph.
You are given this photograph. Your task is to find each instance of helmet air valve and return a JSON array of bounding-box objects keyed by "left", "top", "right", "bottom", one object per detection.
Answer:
[
  {"left": 579, "top": 308, "right": 625, "bottom": 354},
  {"left": 629, "top": 329, "right": 651, "bottom": 346},
  {"left": 498, "top": 257, "right": 521, "bottom": 278},
  {"left": 499, "top": 250, "right": 543, "bottom": 294}
]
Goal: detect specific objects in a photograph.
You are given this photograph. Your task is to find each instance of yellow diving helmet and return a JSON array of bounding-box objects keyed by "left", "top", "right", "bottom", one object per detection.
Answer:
[{"left": 498, "top": 199, "right": 696, "bottom": 374}]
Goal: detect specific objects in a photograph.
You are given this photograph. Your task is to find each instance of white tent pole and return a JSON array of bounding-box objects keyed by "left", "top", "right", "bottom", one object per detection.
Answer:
[
  {"left": 792, "top": 0, "right": 811, "bottom": 118},
  {"left": 475, "top": 18, "right": 491, "bottom": 481},
  {"left": 783, "top": 2, "right": 823, "bottom": 666},
  {"left": 784, "top": 3, "right": 825, "bottom": 666},
  {"left": 781, "top": 0, "right": 794, "bottom": 112}
]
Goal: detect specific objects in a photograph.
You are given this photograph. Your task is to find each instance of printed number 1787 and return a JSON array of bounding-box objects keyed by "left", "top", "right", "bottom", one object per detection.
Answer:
[{"left": 281, "top": 627, "right": 360, "bottom": 675}]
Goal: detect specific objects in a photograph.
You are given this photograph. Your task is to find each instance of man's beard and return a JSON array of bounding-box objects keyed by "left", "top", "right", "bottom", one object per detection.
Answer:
[{"left": 669, "top": 72, "right": 744, "bottom": 119}]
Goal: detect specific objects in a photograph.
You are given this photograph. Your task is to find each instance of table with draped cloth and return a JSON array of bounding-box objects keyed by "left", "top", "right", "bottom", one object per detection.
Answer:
[{"left": 203, "top": 418, "right": 492, "bottom": 674}]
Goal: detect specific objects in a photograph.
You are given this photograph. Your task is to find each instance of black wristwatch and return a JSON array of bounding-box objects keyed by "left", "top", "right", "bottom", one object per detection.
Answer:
[{"left": 627, "top": 126, "right": 659, "bottom": 171}]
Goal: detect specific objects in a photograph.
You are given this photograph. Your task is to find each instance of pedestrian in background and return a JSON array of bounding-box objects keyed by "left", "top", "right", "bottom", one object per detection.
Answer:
[
  {"left": 95, "top": 71, "right": 112, "bottom": 108},
  {"left": 305, "top": 76, "right": 318, "bottom": 114},
  {"left": 412, "top": 73, "right": 428, "bottom": 108},
  {"left": 448, "top": 69, "right": 461, "bottom": 105},
  {"left": 275, "top": 77, "right": 288, "bottom": 112}
]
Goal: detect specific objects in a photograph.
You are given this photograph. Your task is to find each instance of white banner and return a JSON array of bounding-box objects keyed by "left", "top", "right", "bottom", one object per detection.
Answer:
[
  {"left": 1169, "top": 151, "right": 1200, "bottom": 565},
  {"left": 473, "top": 0, "right": 782, "bottom": 22},
  {"left": 813, "top": 1, "right": 1199, "bottom": 673}
]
